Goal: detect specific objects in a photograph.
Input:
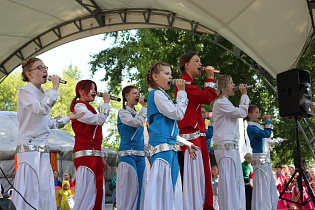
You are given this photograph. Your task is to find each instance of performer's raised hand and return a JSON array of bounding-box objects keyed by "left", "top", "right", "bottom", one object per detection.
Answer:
[{"left": 175, "top": 79, "right": 186, "bottom": 91}]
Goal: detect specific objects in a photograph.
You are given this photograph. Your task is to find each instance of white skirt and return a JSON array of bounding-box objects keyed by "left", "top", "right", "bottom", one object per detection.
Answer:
[
  {"left": 183, "top": 149, "right": 205, "bottom": 210},
  {"left": 12, "top": 151, "right": 56, "bottom": 210},
  {"left": 73, "top": 166, "right": 105, "bottom": 210},
  {"left": 214, "top": 148, "right": 246, "bottom": 210},
  {"left": 116, "top": 162, "right": 147, "bottom": 210},
  {"left": 143, "top": 158, "right": 183, "bottom": 210},
  {"left": 251, "top": 162, "right": 278, "bottom": 210}
]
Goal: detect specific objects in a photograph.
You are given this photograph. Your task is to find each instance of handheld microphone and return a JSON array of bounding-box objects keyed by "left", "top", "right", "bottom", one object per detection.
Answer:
[
  {"left": 233, "top": 84, "right": 255, "bottom": 91},
  {"left": 260, "top": 116, "right": 276, "bottom": 120},
  {"left": 200, "top": 67, "right": 225, "bottom": 74},
  {"left": 170, "top": 79, "right": 196, "bottom": 85},
  {"left": 47, "top": 76, "right": 67, "bottom": 84},
  {"left": 136, "top": 98, "right": 148, "bottom": 103},
  {"left": 96, "top": 92, "right": 121, "bottom": 102}
]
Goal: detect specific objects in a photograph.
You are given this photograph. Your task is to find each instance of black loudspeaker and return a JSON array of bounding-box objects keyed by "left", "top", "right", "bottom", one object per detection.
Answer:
[
  {"left": 0, "top": 198, "right": 16, "bottom": 210},
  {"left": 277, "top": 68, "right": 313, "bottom": 118}
]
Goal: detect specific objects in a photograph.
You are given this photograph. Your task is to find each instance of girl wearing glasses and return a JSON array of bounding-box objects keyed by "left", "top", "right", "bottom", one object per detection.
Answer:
[{"left": 11, "top": 57, "right": 84, "bottom": 210}]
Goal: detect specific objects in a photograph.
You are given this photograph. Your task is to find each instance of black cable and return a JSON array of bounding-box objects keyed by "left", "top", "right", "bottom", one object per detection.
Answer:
[{"left": 0, "top": 166, "right": 37, "bottom": 210}]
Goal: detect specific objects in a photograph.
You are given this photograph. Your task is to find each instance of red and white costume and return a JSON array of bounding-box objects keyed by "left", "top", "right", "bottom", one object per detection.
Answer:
[
  {"left": 71, "top": 100, "right": 110, "bottom": 210},
  {"left": 175, "top": 73, "right": 217, "bottom": 210}
]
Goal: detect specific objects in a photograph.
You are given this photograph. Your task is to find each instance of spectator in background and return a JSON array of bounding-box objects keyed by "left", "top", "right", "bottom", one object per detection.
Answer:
[
  {"left": 201, "top": 106, "right": 214, "bottom": 157},
  {"left": 59, "top": 181, "right": 73, "bottom": 210},
  {"left": 288, "top": 164, "right": 295, "bottom": 176},
  {"left": 211, "top": 165, "right": 219, "bottom": 210},
  {"left": 53, "top": 170, "right": 61, "bottom": 187},
  {"left": 63, "top": 172, "right": 74, "bottom": 187},
  {"left": 309, "top": 168, "right": 315, "bottom": 184},
  {"left": 277, "top": 172, "right": 292, "bottom": 209},
  {"left": 276, "top": 165, "right": 285, "bottom": 185},
  {"left": 111, "top": 175, "right": 117, "bottom": 210},
  {"left": 282, "top": 165, "right": 288, "bottom": 176},
  {"left": 242, "top": 153, "right": 253, "bottom": 210}
]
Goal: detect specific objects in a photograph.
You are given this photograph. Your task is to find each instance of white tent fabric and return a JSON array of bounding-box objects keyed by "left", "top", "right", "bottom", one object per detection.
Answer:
[
  {"left": 0, "top": 0, "right": 314, "bottom": 81},
  {"left": 0, "top": 111, "right": 118, "bottom": 201}
]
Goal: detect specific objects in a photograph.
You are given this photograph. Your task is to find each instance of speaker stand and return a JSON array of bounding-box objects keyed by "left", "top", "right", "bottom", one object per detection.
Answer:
[{"left": 279, "top": 116, "right": 315, "bottom": 207}]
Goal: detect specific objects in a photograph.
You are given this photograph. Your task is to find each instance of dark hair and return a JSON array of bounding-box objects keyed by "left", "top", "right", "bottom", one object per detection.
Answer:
[
  {"left": 21, "top": 57, "right": 42, "bottom": 82},
  {"left": 122, "top": 85, "right": 138, "bottom": 109},
  {"left": 178, "top": 53, "right": 198, "bottom": 74},
  {"left": 146, "top": 62, "right": 170, "bottom": 89},
  {"left": 244, "top": 105, "right": 259, "bottom": 121},
  {"left": 70, "top": 80, "right": 97, "bottom": 111}
]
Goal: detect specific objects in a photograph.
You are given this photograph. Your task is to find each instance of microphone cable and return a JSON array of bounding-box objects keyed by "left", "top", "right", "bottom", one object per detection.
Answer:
[{"left": 0, "top": 166, "right": 37, "bottom": 210}]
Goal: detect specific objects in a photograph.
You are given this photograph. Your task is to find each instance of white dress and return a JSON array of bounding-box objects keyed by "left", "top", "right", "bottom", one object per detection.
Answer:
[
  {"left": 212, "top": 95, "right": 249, "bottom": 210},
  {"left": 12, "top": 82, "right": 70, "bottom": 210}
]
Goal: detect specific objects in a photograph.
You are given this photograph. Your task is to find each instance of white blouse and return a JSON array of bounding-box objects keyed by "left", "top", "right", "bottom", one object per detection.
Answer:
[
  {"left": 17, "top": 82, "right": 70, "bottom": 146},
  {"left": 73, "top": 102, "right": 110, "bottom": 126},
  {"left": 212, "top": 95, "right": 249, "bottom": 144},
  {"left": 118, "top": 106, "right": 147, "bottom": 128}
]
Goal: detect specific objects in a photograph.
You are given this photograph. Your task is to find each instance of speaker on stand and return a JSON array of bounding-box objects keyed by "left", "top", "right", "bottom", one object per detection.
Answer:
[{"left": 277, "top": 68, "right": 315, "bottom": 207}]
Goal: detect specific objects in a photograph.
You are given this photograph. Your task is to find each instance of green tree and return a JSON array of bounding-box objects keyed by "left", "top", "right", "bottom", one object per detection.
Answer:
[
  {"left": 89, "top": 29, "right": 315, "bottom": 165},
  {"left": 0, "top": 71, "right": 24, "bottom": 111}
]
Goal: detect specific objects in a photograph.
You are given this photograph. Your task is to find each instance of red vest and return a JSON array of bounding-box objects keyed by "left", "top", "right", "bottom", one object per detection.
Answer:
[
  {"left": 175, "top": 73, "right": 217, "bottom": 134},
  {"left": 72, "top": 100, "right": 103, "bottom": 152}
]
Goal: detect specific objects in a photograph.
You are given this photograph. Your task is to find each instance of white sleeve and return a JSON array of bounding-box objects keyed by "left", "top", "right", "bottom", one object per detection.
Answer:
[
  {"left": 217, "top": 95, "right": 249, "bottom": 119},
  {"left": 74, "top": 103, "right": 109, "bottom": 125},
  {"left": 19, "top": 88, "right": 58, "bottom": 116},
  {"left": 154, "top": 90, "right": 188, "bottom": 121},
  {"left": 266, "top": 137, "right": 284, "bottom": 146},
  {"left": 118, "top": 108, "right": 146, "bottom": 128}
]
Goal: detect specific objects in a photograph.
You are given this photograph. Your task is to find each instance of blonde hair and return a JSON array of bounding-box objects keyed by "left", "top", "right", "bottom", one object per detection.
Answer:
[
  {"left": 210, "top": 75, "right": 232, "bottom": 108},
  {"left": 146, "top": 62, "right": 170, "bottom": 89}
]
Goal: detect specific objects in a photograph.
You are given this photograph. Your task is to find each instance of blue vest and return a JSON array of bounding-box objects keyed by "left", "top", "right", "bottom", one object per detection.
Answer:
[
  {"left": 147, "top": 89, "right": 178, "bottom": 146},
  {"left": 117, "top": 110, "right": 144, "bottom": 151},
  {"left": 247, "top": 121, "right": 272, "bottom": 153}
]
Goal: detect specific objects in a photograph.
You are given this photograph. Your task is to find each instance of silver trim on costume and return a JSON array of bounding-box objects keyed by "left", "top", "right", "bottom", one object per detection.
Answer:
[
  {"left": 240, "top": 98, "right": 250, "bottom": 105},
  {"left": 72, "top": 149, "right": 102, "bottom": 159},
  {"left": 179, "top": 131, "right": 206, "bottom": 141},
  {"left": 176, "top": 96, "right": 189, "bottom": 105},
  {"left": 55, "top": 116, "right": 66, "bottom": 128},
  {"left": 148, "top": 143, "right": 177, "bottom": 157},
  {"left": 265, "top": 123, "right": 273, "bottom": 129},
  {"left": 213, "top": 143, "right": 239, "bottom": 150},
  {"left": 205, "top": 82, "right": 216, "bottom": 89},
  {"left": 138, "top": 111, "right": 147, "bottom": 118},
  {"left": 252, "top": 158, "right": 271, "bottom": 165},
  {"left": 16, "top": 144, "right": 50, "bottom": 153},
  {"left": 42, "top": 95, "right": 56, "bottom": 107},
  {"left": 99, "top": 107, "right": 110, "bottom": 115},
  {"left": 118, "top": 149, "right": 149, "bottom": 157}
]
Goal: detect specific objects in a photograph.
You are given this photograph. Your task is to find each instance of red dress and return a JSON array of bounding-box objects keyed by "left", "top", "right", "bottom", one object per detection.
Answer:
[
  {"left": 175, "top": 73, "right": 217, "bottom": 210},
  {"left": 72, "top": 100, "right": 104, "bottom": 210}
]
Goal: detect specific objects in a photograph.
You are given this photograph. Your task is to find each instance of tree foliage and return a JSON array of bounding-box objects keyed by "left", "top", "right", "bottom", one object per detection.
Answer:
[{"left": 89, "top": 29, "right": 315, "bottom": 165}]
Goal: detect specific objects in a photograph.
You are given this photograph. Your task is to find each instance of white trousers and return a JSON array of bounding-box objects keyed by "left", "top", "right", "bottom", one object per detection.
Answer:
[
  {"left": 144, "top": 159, "right": 183, "bottom": 210},
  {"left": 183, "top": 149, "right": 205, "bottom": 210},
  {"left": 73, "top": 166, "right": 105, "bottom": 210},
  {"left": 116, "top": 162, "right": 147, "bottom": 210},
  {"left": 214, "top": 148, "right": 245, "bottom": 210},
  {"left": 12, "top": 151, "right": 56, "bottom": 210},
  {"left": 251, "top": 162, "right": 278, "bottom": 210}
]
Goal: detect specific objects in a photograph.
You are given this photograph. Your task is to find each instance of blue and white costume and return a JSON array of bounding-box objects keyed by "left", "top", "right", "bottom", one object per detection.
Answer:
[
  {"left": 143, "top": 88, "right": 188, "bottom": 210},
  {"left": 116, "top": 105, "right": 147, "bottom": 210},
  {"left": 247, "top": 121, "right": 284, "bottom": 210}
]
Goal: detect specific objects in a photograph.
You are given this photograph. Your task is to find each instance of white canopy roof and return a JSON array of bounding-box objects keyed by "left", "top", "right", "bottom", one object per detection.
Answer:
[{"left": 0, "top": 0, "right": 314, "bottom": 81}]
